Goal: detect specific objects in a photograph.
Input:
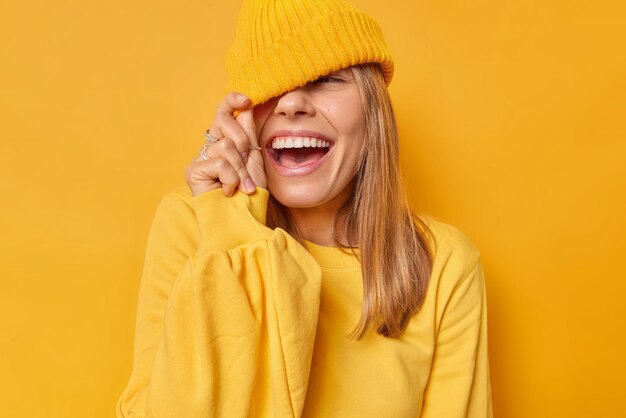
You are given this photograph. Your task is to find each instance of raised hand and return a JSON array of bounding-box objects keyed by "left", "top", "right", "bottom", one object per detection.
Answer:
[{"left": 185, "top": 93, "right": 266, "bottom": 197}]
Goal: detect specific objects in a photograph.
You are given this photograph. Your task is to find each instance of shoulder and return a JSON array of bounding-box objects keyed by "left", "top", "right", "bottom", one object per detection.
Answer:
[
  {"left": 416, "top": 214, "right": 483, "bottom": 298},
  {"left": 145, "top": 185, "right": 199, "bottom": 257},
  {"left": 158, "top": 185, "right": 194, "bottom": 209},
  {"left": 150, "top": 185, "right": 196, "bottom": 226},
  {"left": 418, "top": 214, "right": 480, "bottom": 267}
]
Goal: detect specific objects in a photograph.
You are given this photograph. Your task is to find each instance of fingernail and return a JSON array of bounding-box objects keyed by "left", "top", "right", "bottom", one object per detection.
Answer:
[
  {"left": 237, "top": 94, "right": 250, "bottom": 104},
  {"left": 245, "top": 178, "right": 255, "bottom": 193},
  {"left": 240, "top": 152, "right": 248, "bottom": 163}
]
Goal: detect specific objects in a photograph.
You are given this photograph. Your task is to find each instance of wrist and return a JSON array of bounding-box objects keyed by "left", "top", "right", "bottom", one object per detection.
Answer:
[{"left": 191, "top": 187, "right": 271, "bottom": 251}]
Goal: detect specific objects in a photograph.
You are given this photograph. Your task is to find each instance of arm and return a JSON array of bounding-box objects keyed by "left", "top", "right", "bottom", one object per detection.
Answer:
[
  {"left": 115, "top": 187, "right": 198, "bottom": 417},
  {"left": 420, "top": 256, "right": 493, "bottom": 418},
  {"left": 116, "top": 188, "right": 322, "bottom": 418}
]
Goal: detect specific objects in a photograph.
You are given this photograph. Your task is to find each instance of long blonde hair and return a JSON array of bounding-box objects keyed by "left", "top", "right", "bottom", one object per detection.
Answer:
[{"left": 267, "top": 63, "right": 433, "bottom": 339}]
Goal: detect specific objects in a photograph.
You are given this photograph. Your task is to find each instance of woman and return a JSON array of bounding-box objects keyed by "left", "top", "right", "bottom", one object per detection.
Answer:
[{"left": 117, "top": 0, "right": 492, "bottom": 416}]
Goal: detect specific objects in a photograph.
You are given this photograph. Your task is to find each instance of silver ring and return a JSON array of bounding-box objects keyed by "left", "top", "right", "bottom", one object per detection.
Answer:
[
  {"left": 204, "top": 130, "right": 220, "bottom": 143},
  {"left": 199, "top": 143, "right": 210, "bottom": 160}
]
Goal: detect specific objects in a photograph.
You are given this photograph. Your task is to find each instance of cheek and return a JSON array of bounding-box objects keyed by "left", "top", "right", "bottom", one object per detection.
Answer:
[
  {"left": 339, "top": 111, "right": 366, "bottom": 148},
  {"left": 253, "top": 101, "right": 275, "bottom": 135},
  {"left": 339, "top": 113, "right": 367, "bottom": 176},
  {"left": 324, "top": 92, "right": 365, "bottom": 136}
]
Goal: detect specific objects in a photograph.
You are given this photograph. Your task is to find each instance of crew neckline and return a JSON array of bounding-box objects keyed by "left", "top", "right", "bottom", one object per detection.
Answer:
[{"left": 302, "top": 239, "right": 361, "bottom": 270}]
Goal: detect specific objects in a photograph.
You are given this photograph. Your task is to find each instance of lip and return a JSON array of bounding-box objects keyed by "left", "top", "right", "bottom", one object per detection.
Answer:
[{"left": 264, "top": 129, "right": 335, "bottom": 177}]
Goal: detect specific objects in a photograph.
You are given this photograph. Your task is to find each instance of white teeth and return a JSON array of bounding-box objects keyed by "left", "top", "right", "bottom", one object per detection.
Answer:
[{"left": 271, "top": 136, "right": 330, "bottom": 149}]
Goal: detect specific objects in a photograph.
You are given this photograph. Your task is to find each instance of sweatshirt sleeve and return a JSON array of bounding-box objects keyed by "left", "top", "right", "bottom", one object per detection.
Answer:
[
  {"left": 116, "top": 188, "right": 322, "bottom": 418},
  {"left": 420, "top": 245, "right": 493, "bottom": 417}
]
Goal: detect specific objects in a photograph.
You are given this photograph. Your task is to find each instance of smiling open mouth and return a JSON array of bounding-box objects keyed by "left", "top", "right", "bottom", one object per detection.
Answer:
[{"left": 268, "top": 136, "right": 332, "bottom": 168}]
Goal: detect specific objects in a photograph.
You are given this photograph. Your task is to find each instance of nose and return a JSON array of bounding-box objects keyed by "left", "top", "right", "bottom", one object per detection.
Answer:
[{"left": 273, "top": 87, "right": 315, "bottom": 119}]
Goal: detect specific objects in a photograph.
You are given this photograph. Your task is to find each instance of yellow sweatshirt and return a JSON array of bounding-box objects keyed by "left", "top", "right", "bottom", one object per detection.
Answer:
[{"left": 116, "top": 187, "right": 492, "bottom": 417}]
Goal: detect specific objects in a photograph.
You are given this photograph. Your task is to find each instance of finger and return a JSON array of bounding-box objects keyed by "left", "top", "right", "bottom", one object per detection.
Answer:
[
  {"left": 206, "top": 126, "right": 224, "bottom": 142},
  {"left": 203, "top": 138, "right": 256, "bottom": 194},
  {"left": 213, "top": 112, "right": 250, "bottom": 155},
  {"left": 236, "top": 108, "right": 259, "bottom": 149},
  {"left": 216, "top": 92, "right": 252, "bottom": 116},
  {"left": 205, "top": 157, "right": 241, "bottom": 197},
  {"left": 185, "top": 159, "right": 221, "bottom": 196}
]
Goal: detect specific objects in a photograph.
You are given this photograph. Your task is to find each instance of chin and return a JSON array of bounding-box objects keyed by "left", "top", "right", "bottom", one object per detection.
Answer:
[{"left": 267, "top": 181, "right": 331, "bottom": 209}]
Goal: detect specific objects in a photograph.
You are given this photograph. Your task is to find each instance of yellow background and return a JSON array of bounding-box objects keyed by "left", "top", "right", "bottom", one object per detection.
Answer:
[{"left": 1, "top": 0, "right": 624, "bottom": 416}]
